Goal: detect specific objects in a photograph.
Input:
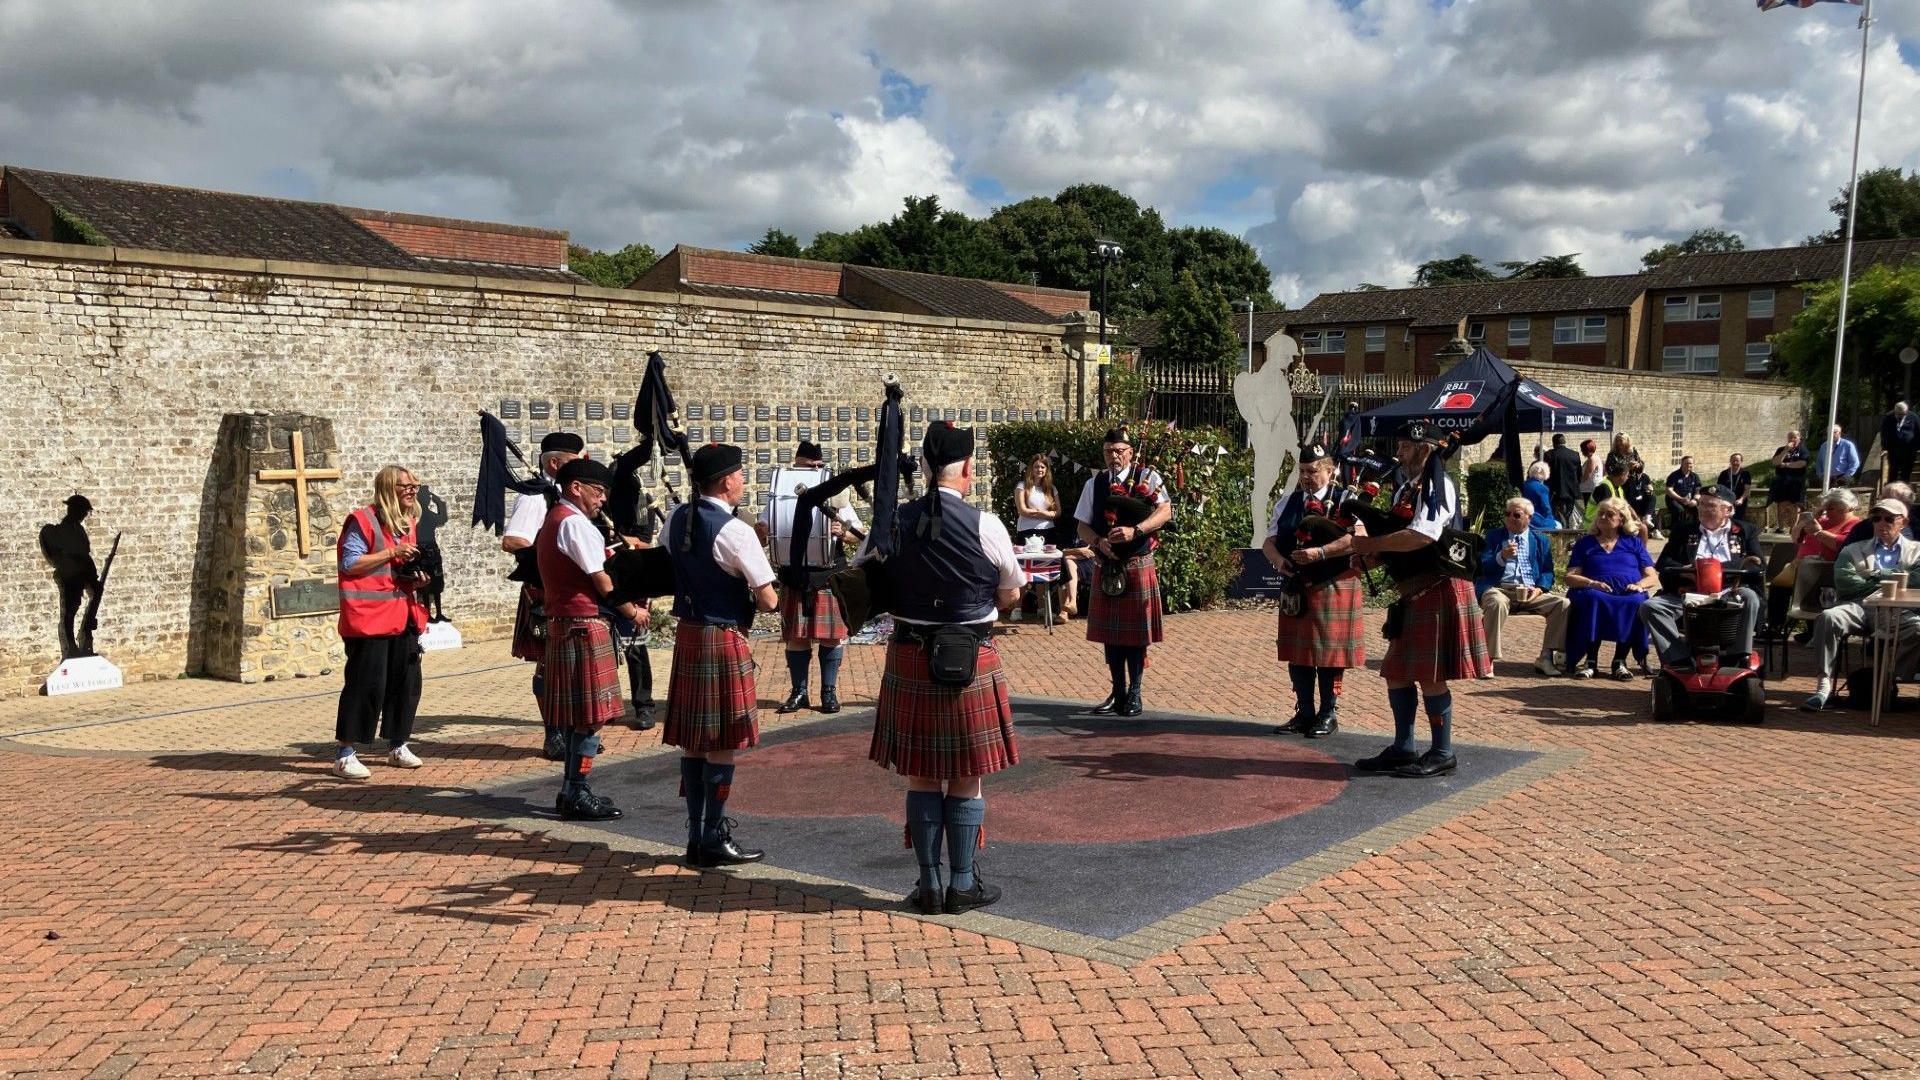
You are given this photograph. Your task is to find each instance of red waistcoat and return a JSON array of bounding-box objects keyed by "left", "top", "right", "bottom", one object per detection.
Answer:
[
  {"left": 336, "top": 506, "right": 427, "bottom": 639},
  {"left": 536, "top": 501, "right": 602, "bottom": 618}
]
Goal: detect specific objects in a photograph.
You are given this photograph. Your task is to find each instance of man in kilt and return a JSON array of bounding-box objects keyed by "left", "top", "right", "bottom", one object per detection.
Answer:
[
  {"left": 758, "top": 441, "right": 864, "bottom": 715},
  {"left": 664, "top": 443, "right": 780, "bottom": 867},
  {"left": 1297, "top": 421, "right": 1488, "bottom": 778},
  {"left": 1074, "top": 427, "right": 1173, "bottom": 716},
  {"left": 1261, "top": 443, "right": 1364, "bottom": 738},
  {"left": 535, "top": 458, "right": 648, "bottom": 821},
  {"left": 503, "top": 431, "right": 582, "bottom": 761},
  {"left": 862, "top": 422, "right": 1024, "bottom": 915}
]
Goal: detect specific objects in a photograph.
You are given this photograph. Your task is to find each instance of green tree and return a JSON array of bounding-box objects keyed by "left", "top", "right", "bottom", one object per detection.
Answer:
[
  {"left": 1156, "top": 269, "right": 1240, "bottom": 371},
  {"left": 747, "top": 228, "right": 802, "bottom": 257},
  {"left": 1499, "top": 253, "right": 1587, "bottom": 280},
  {"left": 1642, "top": 227, "right": 1744, "bottom": 269},
  {"left": 1413, "top": 253, "right": 1499, "bottom": 287},
  {"left": 1167, "top": 225, "right": 1275, "bottom": 308},
  {"left": 986, "top": 196, "right": 1099, "bottom": 293},
  {"left": 567, "top": 242, "right": 659, "bottom": 288},
  {"left": 1773, "top": 260, "right": 1920, "bottom": 418},
  {"left": 802, "top": 195, "right": 1016, "bottom": 280},
  {"left": 1808, "top": 167, "right": 1920, "bottom": 245},
  {"left": 1353, "top": 282, "right": 1389, "bottom": 292}
]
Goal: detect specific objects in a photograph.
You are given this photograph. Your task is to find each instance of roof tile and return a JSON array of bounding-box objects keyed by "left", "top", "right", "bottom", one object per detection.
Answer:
[{"left": 844, "top": 264, "right": 1057, "bottom": 324}]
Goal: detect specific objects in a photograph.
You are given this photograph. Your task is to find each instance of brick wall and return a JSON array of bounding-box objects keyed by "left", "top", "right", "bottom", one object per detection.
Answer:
[
  {"left": 0, "top": 242, "right": 1075, "bottom": 696},
  {"left": 349, "top": 211, "right": 567, "bottom": 268},
  {"left": 682, "top": 250, "right": 843, "bottom": 296},
  {"left": 991, "top": 281, "right": 1089, "bottom": 317}
]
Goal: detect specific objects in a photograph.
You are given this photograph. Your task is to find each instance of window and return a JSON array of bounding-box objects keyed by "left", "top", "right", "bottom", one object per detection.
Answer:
[
  {"left": 1664, "top": 294, "right": 1691, "bottom": 320},
  {"left": 1662, "top": 344, "right": 1719, "bottom": 374},
  {"left": 1300, "top": 330, "right": 1321, "bottom": 351},
  {"left": 1466, "top": 321, "right": 1485, "bottom": 342},
  {"left": 1324, "top": 329, "right": 1346, "bottom": 353},
  {"left": 1553, "top": 316, "right": 1578, "bottom": 344},
  {"left": 1695, "top": 293, "right": 1722, "bottom": 320},
  {"left": 1664, "top": 292, "right": 1724, "bottom": 321},
  {"left": 1365, "top": 325, "right": 1385, "bottom": 352},
  {"left": 1581, "top": 315, "right": 1606, "bottom": 343},
  {"left": 1749, "top": 288, "right": 1775, "bottom": 319},
  {"left": 1745, "top": 342, "right": 1773, "bottom": 374},
  {"left": 1508, "top": 316, "right": 1530, "bottom": 346}
]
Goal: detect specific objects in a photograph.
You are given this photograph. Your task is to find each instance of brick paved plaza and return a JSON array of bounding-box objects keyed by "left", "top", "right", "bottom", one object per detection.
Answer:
[{"left": 2, "top": 609, "right": 1915, "bottom": 1078}]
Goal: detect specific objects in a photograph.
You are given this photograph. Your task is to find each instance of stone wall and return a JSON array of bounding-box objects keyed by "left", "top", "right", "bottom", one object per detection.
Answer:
[{"left": 0, "top": 240, "right": 1085, "bottom": 696}]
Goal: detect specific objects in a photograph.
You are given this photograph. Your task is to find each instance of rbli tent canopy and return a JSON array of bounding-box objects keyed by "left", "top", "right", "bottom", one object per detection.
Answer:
[{"left": 1357, "top": 347, "right": 1613, "bottom": 479}]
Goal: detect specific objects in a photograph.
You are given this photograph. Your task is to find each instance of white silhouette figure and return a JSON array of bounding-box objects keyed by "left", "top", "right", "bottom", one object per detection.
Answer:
[{"left": 1233, "top": 335, "right": 1303, "bottom": 549}]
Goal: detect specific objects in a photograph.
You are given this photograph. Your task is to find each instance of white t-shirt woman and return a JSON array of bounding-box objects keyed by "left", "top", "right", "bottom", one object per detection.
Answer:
[{"left": 1015, "top": 480, "right": 1057, "bottom": 535}]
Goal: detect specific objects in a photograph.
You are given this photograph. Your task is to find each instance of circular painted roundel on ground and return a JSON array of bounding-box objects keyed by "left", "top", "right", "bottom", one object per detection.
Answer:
[{"left": 727, "top": 727, "right": 1347, "bottom": 844}]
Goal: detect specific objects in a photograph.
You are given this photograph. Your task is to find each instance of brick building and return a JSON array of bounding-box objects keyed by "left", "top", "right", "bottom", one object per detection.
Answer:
[{"left": 1281, "top": 238, "right": 1920, "bottom": 381}]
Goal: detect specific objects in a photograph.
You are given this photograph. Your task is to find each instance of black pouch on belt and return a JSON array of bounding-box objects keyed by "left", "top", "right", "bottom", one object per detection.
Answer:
[
  {"left": 1381, "top": 600, "right": 1407, "bottom": 641},
  {"left": 925, "top": 624, "right": 985, "bottom": 687}
]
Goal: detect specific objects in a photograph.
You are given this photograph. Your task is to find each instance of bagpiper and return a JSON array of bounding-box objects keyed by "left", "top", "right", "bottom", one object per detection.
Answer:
[
  {"left": 1073, "top": 427, "right": 1172, "bottom": 715},
  {"left": 758, "top": 440, "right": 864, "bottom": 715},
  {"left": 1263, "top": 443, "right": 1365, "bottom": 738},
  {"left": 502, "top": 431, "right": 583, "bottom": 762}
]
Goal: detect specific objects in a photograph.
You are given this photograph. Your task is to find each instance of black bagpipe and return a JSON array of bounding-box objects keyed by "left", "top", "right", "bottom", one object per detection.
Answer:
[
  {"left": 780, "top": 375, "right": 917, "bottom": 631},
  {"left": 1301, "top": 431, "right": 1480, "bottom": 589},
  {"left": 1090, "top": 456, "right": 1164, "bottom": 597}
]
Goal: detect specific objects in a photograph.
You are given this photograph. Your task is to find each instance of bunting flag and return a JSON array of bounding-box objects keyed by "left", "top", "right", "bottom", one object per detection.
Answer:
[{"left": 1757, "top": 0, "right": 1860, "bottom": 10}]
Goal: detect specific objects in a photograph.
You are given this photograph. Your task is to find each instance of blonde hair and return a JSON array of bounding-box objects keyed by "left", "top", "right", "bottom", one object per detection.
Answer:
[
  {"left": 372, "top": 465, "right": 419, "bottom": 538},
  {"left": 1022, "top": 455, "right": 1057, "bottom": 508},
  {"left": 1588, "top": 496, "right": 1642, "bottom": 538}
]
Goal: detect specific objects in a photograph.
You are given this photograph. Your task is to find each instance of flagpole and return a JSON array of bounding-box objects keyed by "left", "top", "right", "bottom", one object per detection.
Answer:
[{"left": 1821, "top": 0, "right": 1872, "bottom": 492}]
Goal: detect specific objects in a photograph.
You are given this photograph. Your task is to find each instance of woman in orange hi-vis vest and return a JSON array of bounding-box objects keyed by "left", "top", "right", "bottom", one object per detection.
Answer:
[{"left": 331, "top": 465, "right": 430, "bottom": 780}]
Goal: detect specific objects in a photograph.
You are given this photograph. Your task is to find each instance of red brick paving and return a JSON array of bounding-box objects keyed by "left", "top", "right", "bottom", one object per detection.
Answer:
[{"left": 1, "top": 609, "right": 1917, "bottom": 1078}]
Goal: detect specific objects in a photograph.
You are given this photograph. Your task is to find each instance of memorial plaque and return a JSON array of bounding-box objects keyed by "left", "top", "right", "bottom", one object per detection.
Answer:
[
  {"left": 1052, "top": 408, "right": 1064, "bottom": 420},
  {"left": 587, "top": 402, "right": 606, "bottom": 421},
  {"left": 946, "top": 408, "right": 960, "bottom": 421},
  {"left": 960, "top": 408, "right": 973, "bottom": 422},
  {"left": 755, "top": 426, "right": 770, "bottom": 443},
  {"left": 587, "top": 426, "right": 607, "bottom": 443},
  {"left": 910, "top": 406, "right": 924, "bottom": 421},
  {"left": 529, "top": 426, "right": 550, "bottom": 444},
  {"left": 857, "top": 406, "right": 870, "bottom": 421},
  {"left": 613, "top": 402, "right": 631, "bottom": 421},
  {"left": 666, "top": 470, "right": 683, "bottom": 486},
  {"left": 559, "top": 402, "right": 579, "bottom": 421},
  {"left": 687, "top": 404, "right": 704, "bottom": 420},
  {"left": 798, "top": 406, "right": 813, "bottom": 421},
  {"left": 756, "top": 467, "right": 773, "bottom": 484},
  {"left": 612, "top": 428, "right": 631, "bottom": 444},
  {"left": 858, "top": 447, "right": 871, "bottom": 463},
  {"left": 838, "top": 426, "right": 852, "bottom": 441},
  {"left": 838, "top": 447, "right": 853, "bottom": 464},
  {"left": 734, "top": 425, "right": 749, "bottom": 442},
  {"left": 755, "top": 449, "right": 771, "bottom": 464},
  {"left": 686, "top": 425, "right": 703, "bottom": 442},
  {"left": 709, "top": 402, "right": 726, "bottom": 421},
  {"left": 530, "top": 401, "right": 552, "bottom": 420},
  {"left": 836, "top": 406, "right": 852, "bottom": 421},
  {"left": 777, "top": 425, "right": 791, "bottom": 442},
  {"left": 755, "top": 404, "right": 771, "bottom": 421},
  {"left": 1021, "top": 409, "right": 1034, "bottom": 421},
  {"left": 992, "top": 409, "right": 1006, "bottom": 422},
  {"left": 271, "top": 578, "right": 340, "bottom": 618},
  {"left": 912, "top": 425, "right": 924, "bottom": 440},
  {"left": 500, "top": 399, "right": 522, "bottom": 420},
  {"left": 733, "top": 405, "right": 749, "bottom": 421},
  {"left": 858, "top": 426, "right": 870, "bottom": 440},
  {"left": 776, "top": 405, "right": 792, "bottom": 421},
  {"left": 798, "top": 426, "right": 813, "bottom": 440}
]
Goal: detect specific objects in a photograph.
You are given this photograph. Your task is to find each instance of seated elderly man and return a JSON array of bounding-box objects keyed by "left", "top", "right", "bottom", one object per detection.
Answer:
[
  {"left": 1802, "top": 498, "right": 1920, "bottom": 710},
  {"left": 1843, "top": 481, "right": 1917, "bottom": 545},
  {"left": 1641, "top": 484, "right": 1764, "bottom": 668},
  {"left": 1476, "top": 497, "right": 1568, "bottom": 675}
]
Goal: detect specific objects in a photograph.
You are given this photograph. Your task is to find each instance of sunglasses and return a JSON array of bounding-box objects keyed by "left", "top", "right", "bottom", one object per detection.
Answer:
[
  {"left": 396, "top": 484, "right": 420, "bottom": 492},
  {"left": 1872, "top": 514, "right": 1897, "bottom": 523}
]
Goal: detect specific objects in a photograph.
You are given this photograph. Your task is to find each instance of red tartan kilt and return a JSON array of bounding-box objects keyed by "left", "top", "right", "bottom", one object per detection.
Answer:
[
  {"left": 1381, "top": 576, "right": 1491, "bottom": 685},
  {"left": 1086, "top": 554, "right": 1164, "bottom": 646},
  {"left": 539, "top": 616, "right": 623, "bottom": 733},
  {"left": 780, "top": 585, "right": 848, "bottom": 643},
  {"left": 870, "top": 638, "right": 1019, "bottom": 780},
  {"left": 510, "top": 586, "right": 545, "bottom": 662},
  {"left": 663, "top": 622, "right": 759, "bottom": 753},
  {"left": 1276, "top": 572, "right": 1367, "bottom": 668}
]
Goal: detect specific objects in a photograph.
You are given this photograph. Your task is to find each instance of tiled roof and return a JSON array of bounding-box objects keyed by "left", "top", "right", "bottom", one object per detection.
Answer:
[
  {"left": 1646, "top": 238, "right": 1920, "bottom": 289},
  {"left": 679, "top": 282, "right": 862, "bottom": 308},
  {"left": 1291, "top": 275, "right": 1647, "bottom": 328},
  {"left": 844, "top": 264, "right": 1057, "bottom": 324},
  {"left": 1127, "top": 309, "right": 1288, "bottom": 349},
  {"left": 9, "top": 167, "right": 420, "bottom": 270},
  {"left": 411, "top": 257, "right": 588, "bottom": 284}
]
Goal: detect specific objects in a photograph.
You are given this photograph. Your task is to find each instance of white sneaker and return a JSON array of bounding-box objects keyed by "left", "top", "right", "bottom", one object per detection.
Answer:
[
  {"left": 388, "top": 744, "right": 423, "bottom": 769},
  {"left": 1534, "top": 655, "right": 1561, "bottom": 677},
  {"left": 332, "top": 752, "right": 371, "bottom": 780}
]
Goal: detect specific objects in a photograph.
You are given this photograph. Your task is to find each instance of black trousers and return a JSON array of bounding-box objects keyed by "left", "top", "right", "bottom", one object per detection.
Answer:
[
  {"left": 335, "top": 632, "right": 422, "bottom": 745},
  {"left": 1891, "top": 450, "right": 1915, "bottom": 483}
]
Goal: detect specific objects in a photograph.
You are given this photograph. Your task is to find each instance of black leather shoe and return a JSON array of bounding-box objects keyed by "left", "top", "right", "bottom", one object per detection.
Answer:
[
  {"left": 819, "top": 689, "right": 841, "bottom": 714},
  {"left": 1120, "top": 687, "right": 1143, "bottom": 716},
  {"left": 1089, "top": 692, "right": 1123, "bottom": 715},
  {"left": 694, "top": 818, "right": 765, "bottom": 866},
  {"left": 1273, "top": 709, "right": 1314, "bottom": 735},
  {"left": 630, "top": 704, "right": 656, "bottom": 730},
  {"left": 541, "top": 733, "right": 567, "bottom": 761},
  {"left": 776, "top": 690, "right": 810, "bottom": 715},
  {"left": 1306, "top": 705, "right": 1338, "bottom": 738},
  {"left": 1393, "top": 749, "right": 1458, "bottom": 778},
  {"left": 1354, "top": 748, "right": 1421, "bottom": 773},
  {"left": 943, "top": 873, "right": 1001, "bottom": 914},
  {"left": 907, "top": 884, "right": 943, "bottom": 915},
  {"left": 558, "top": 788, "right": 624, "bottom": 821}
]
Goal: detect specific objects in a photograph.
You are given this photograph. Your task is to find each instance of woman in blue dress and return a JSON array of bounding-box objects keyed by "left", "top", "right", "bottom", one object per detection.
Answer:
[
  {"left": 1520, "top": 461, "right": 1559, "bottom": 530},
  {"left": 1563, "top": 497, "right": 1659, "bottom": 678}
]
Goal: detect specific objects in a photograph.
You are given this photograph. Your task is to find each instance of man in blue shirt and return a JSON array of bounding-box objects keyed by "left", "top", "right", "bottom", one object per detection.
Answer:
[
  {"left": 1814, "top": 424, "right": 1861, "bottom": 488},
  {"left": 1476, "top": 498, "right": 1568, "bottom": 676}
]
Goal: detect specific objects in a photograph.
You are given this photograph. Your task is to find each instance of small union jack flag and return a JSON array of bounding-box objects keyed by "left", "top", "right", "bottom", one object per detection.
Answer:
[{"left": 1757, "top": 0, "right": 1861, "bottom": 10}]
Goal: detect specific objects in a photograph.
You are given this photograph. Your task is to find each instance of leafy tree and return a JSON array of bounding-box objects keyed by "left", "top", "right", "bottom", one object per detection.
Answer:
[
  {"left": 802, "top": 230, "right": 860, "bottom": 263},
  {"left": 1413, "top": 253, "right": 1499, "bottom": 287},
  {"left": 567, "top": 242, "right": 659, "bottom": 288},
  {"left": 1642, "top": 227, "right": 1744, "bottom": 269},
  {"left": 1167, "top": 225, "right": 1275, "bottom": 308},
  {"left": 1500, "top": 253, "right": 1587, "bottom": 280},
  {"left": 800, "top": 195, "right": 1015, "bottom": 280},
  {"left": 1808, "top": 167, "right": 1920, "bottom": 245},
  {"left": 1156, "top": 269, "right": 1240, "bottom": 370},
  {"left": 1353, "top": 282, "right": 1389, "bottom": 292},
  {"left": 748, "top": 228, "right": 802, "bottom": 257},
  {"left": 1773, "top": 260, "right": 1920, "bottom": 419},
  {"left": 986, "top": 196, "right": 1099, "bottom": 294}
]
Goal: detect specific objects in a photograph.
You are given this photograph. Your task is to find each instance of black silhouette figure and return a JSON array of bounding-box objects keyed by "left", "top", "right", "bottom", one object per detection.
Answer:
[
  {"left": 415, "top": 486, "right": 451, "bottom": 623},
  {"left": 39, "top": 495, "right": 100, "bottom": 659}
]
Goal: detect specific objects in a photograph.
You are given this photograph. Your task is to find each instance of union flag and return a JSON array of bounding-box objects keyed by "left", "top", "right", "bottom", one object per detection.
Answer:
[{"left": 1756, "top": 0, "right": 1861, "bottom": 9}]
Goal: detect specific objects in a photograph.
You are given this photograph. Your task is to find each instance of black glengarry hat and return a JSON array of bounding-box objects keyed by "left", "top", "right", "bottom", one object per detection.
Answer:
[
  {"left": 922, "top": 421, "right": 974, "bottom": 469},
  {"left": 1298, "top": 442, "right": 1331, "bottom": 464},
  {"left": 541, "top": 431, "right": 585, "bottom": 454},
  {"left": 1401, "top": 421, "right": 1448, "bottom": 447},
  {"left": 691, "top": 442, "right": 744, "bottom": 486},
  {"left": 557, "top": 457, "right": 614, "bottom": 490},
  {"left": 795, "top": 440, "right": 824, "bottom": 462},
  {"left": 1102, "top": 426, "right": 1132, "bottom": 446}
]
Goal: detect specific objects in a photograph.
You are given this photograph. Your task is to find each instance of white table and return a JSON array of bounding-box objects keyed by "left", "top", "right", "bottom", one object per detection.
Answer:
[
  {"left": 1015, "top": 549, "right": 1066, "bottom": 633},
  {"left": 1861, "top": 592, "right": 1920, "bottom": 726}
]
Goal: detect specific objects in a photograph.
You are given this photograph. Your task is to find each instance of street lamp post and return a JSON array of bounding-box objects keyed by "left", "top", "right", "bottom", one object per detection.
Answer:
[
  {"left": 1237, "top": 298, "right": 1255, "bottom": 372},
  {"left": 1095, "top": 239, "right": 1123, "bottom": 418}
]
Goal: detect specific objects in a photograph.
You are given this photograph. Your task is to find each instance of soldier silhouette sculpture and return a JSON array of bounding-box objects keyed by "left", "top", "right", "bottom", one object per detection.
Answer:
[{"left": 39, "top": 495, "right": 117, "bottom": 659}]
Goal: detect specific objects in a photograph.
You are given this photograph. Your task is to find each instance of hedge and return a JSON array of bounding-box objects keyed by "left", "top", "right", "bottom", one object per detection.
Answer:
[{"left": 986, "top": 419, "right": 1252, "bottom": 613}]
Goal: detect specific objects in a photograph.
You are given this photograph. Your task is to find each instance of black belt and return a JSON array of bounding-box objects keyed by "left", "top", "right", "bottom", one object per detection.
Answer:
[{"left": 891, "top": 622, "right": 992, "bottom": 646}]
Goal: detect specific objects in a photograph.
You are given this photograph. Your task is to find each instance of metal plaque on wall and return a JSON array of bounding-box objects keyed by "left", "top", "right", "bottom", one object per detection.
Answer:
[
  {"left": 798, "top": 406, "right": 813, "bottom": 421},
  {"left": 612, "top": 403, "right": 631, "bottom": 421},
  {"left": 499, "top": 400, "right": 521, "bottom": 419},
  {"left": 755, "top": 426, "right": 770, "bottom": 443},
  {"left": 755, "top": 449, "right": 771, "bottom": 464},
  {"left": 587, "top": 426, "right": 607, "bottom": 443},
  {"left": 754, "top": 404, "right": 771, "bottom": 420},
  {"left": 775, "top": 405, "right": 792, "bottom": 421},
  {"left": 686, "top": 425, "right": 703, "bottom": 442},
  {"left": 529, "top": 401, "right": 552, "bottom": 420},
  {"left": 777, "top": 425, "right": 791, "bottom": 442},
  {"left": 559, "top": 402, "right": 579, "bottom": 421},
  {"left": 836, "top": 406, "right": 852, "bottom": 421},
  {"left": 733, "top": 425, "right": 749, "bottom": 441},
  {"left": 733, "top": 405, "right": 749, "bottom": 421},
  {"left": 272, "top": 578, "right": 340, "bottom": 618},
  {"left": 686, "top": 404, "right": 704, "bottom": 420},
  {"left": 586, "top": 402, "right": 606, "bottom": 420}
]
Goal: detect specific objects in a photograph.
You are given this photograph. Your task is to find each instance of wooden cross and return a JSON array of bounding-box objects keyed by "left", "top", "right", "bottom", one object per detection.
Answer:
[{"left": 256, "top": 430, "right": 342, "bottom": 556}]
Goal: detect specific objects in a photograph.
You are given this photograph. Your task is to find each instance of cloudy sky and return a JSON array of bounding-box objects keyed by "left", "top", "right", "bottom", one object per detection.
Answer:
[{"left": 3, "top": 0, "right": 1916, "bottom": 303}]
